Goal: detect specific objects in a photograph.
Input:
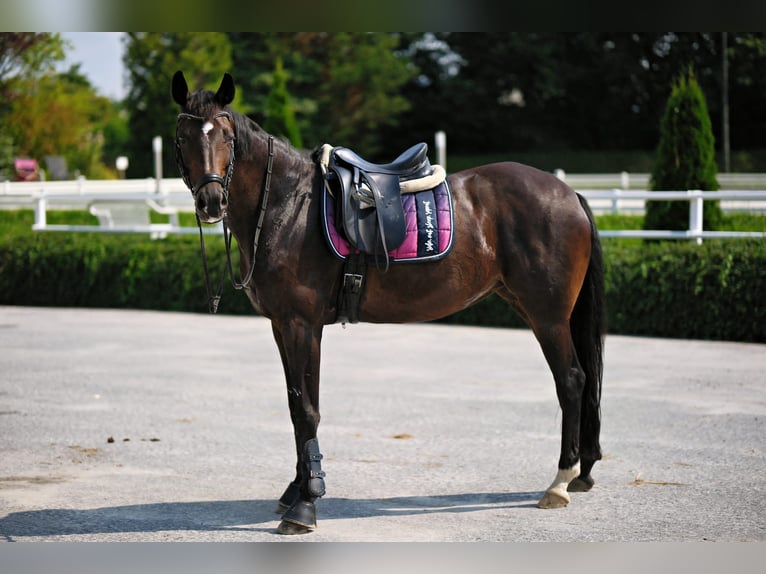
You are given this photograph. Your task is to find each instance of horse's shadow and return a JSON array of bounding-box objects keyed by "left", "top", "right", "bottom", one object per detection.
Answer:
[{"left": 0, "top": 491, "right": 542, "bottom": 540}]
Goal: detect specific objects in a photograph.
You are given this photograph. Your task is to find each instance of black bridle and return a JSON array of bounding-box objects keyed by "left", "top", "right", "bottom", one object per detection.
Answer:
[
  {"left": 175, "top": 111, "right": 274, "bottom": 313},
  {"left": 175, "top": 111, "right": 236, "bottom": 195}
]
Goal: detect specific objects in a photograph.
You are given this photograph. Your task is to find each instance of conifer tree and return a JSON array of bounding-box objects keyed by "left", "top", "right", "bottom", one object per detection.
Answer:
[
  {"left": 263, "top": 56, "right": 303, "bottom": 149},
  {"left": 644, "top": 68, "right": 721, "bottom": 232}
]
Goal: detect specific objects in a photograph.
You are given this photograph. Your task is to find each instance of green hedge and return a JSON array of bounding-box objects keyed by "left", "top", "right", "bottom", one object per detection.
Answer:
[
  {"left": 1, "top": 221, "right": 764, "bottom": 342},
  {"left": 601, "top": 240, "right": 765, "bottom": 342},
  {"left": 0, "top": 232, "right": 253, "bottom": 316},
  {"left": 442, "top": 240, "right": 766, "bottom": 342}
]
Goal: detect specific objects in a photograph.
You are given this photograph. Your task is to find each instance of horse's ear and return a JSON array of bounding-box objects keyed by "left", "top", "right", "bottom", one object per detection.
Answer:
[
  {"left": 216, "top": 73, "right": 235, "bottom": 106},
  {"left": 172, "top": 71, "right": 189, "bottom": 106}
]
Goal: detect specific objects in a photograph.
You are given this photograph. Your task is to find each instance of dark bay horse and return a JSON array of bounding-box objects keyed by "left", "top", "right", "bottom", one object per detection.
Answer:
[{"left": 172, "top": 71, "right": 605, "bottom": 535}]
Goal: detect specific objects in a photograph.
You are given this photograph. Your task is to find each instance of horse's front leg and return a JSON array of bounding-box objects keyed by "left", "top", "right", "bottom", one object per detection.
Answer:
[{"left": 270, "top": 318, "right": 326, "bottom": 535}]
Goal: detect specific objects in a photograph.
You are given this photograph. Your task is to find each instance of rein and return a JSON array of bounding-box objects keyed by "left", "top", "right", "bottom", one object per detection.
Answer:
[
  {"left": 197, "top": 136, "right": 273, "bottom": 313},
  {"left": 176, "top": 111, "right": 274, "bottom": 313}
]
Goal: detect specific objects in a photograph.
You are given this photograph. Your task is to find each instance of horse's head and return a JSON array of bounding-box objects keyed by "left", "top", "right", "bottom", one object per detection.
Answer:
[{"left": 172, "top": 71, "right": 237, "bottom": 223}]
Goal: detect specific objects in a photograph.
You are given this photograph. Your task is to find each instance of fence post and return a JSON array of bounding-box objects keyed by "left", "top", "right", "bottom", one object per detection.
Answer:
[
  {"left": 34, "top": 197, "right": 47, "bottom": 229},
  {"left": 153, "top": 136, "right": 163, "bottom": 193},
  {"left": 688, "top": 190, "right": 703, "bottom": 244},
  {"left": 610, "top": 188, "right": 622, "bottom": 213},
  {"left": 621, "top": 171, "right": 629, "bottom": 189},
  {"left": 434, "top": 131, "right": 446, "bottom": 171}
]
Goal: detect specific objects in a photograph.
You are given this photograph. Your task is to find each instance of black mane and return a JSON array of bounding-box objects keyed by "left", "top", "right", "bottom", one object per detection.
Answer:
[{"left": 231, "top": 110, "right": 265, "bottom": 161}]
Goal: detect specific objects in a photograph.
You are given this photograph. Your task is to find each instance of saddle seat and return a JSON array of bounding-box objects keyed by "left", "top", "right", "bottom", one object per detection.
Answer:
[{"left": 332, "top": 143, "right": 431, "bottom": 179}]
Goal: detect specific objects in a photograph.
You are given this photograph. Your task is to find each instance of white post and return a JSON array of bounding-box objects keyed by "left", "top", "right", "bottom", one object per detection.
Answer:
[
  {"left": 34, "top": 197, "right": 47, "bottom": 229},
  {"left": 153, "top": 136, "right": 163, "bottom": 193},
  {"left": 554, "top": 168, "right": 566, "bottom": 181},
  {"left": 688, "top": 190, "right": 704, "bottom": 244},
  {"left": 621, "top": 171, "right": 629, "bottom": 189},
  {"left": 435, "top": 130, "right": 446, "bottom": 171},
  {"left": 611, "top": 188, "right": 622, "bottom": 214},
  {"left": 116, "top": 156, "right": 129, "bottom": 180}
]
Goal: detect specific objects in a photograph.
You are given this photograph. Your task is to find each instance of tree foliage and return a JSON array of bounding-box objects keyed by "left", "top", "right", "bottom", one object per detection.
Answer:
[
  {"left": 644, "top": 68, "right": 722, "bottom": 231},
  {"left": 6, "top": 33, "right": 766, "bottom": 181},
  {"left": 229, "top": 32, "right": 414, "bottom": 157},
  {"left": 0, "top": 33, "right": 122, "bottom": 180},
  {"left": 262, "top": 56, "right": 303, "bottom": 148},
  {"left": 8, "top": 70, "right": 114, "bottom": 176},
  {"left": 0, "top": 33, "right": 64, "bottom": 94}
]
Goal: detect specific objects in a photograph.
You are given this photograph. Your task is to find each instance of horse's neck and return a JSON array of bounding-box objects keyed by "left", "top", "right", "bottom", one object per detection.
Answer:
[{"left": 230, "top": 131, "right": 315, "bottom": 236}]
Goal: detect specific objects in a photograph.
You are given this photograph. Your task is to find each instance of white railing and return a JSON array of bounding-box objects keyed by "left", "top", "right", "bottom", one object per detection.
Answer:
[
  {"left": 2, "top": 177, "right": 765, "bottom": 240},
  {"left": 0, "top": 178, "right": 210, "bottom": 236},
  {"left": 580, "top": 189, "right": 766, "bottom": 240},
  {"left": 555, "top": 170, "right": 766, "bottom": 190}
]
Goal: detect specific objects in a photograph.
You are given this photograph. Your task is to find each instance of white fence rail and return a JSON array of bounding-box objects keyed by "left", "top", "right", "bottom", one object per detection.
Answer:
[
  {"left": 1, "top": 178, "right": 210, "bottom": 236},
  {"left": 555, "top": 170, "right": 766, "bottom": 190},
  {"left": 2, "top": 177, "right": 765, "bottom": 240},
  {"left": 579, "top": 189, "right": 766, "bottom": 240}
]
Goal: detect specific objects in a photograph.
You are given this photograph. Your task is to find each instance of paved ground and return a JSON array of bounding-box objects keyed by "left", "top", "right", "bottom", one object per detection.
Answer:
[{"left": 0, "top": 305, "right": 764, "bottom": 542}]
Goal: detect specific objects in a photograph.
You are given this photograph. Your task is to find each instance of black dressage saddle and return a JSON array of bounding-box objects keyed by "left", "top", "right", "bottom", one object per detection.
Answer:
[{"left": 326, "top": 143, "right": 433, "bottom": 257}]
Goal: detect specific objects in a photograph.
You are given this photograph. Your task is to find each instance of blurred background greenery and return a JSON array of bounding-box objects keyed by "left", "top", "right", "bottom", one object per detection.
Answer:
[{"left": 2, "top": 33, "right": 766, "bottom": 183}]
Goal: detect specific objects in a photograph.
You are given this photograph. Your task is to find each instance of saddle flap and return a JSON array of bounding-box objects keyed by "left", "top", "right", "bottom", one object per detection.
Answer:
[{"left": 339, "top": 167, "right": 407, "bottom": 255}]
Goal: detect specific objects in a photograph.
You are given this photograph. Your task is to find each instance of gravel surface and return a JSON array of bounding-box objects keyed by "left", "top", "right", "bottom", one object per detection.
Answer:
[{"left": 1, "top": 305, "right": 764, "bottom": 542}]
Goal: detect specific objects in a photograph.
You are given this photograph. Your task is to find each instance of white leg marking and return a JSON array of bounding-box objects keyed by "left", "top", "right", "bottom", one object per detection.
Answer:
[{"left": 538, "top": 462, "right": 580, "bottom": 508}]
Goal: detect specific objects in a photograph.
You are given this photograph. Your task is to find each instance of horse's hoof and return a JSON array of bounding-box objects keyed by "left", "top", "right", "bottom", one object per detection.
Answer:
[
  {"left": 278, "top": 499, "right": 317, "bottom": 534},
  {"left": 277, "top": 520, "right": 315, "bottom": 535},
  {"left": 568, "top": 475, "right": 594, "bottom": 492},
  {"left": 537, "top": 490, "right": 571, "bottom": 509}
]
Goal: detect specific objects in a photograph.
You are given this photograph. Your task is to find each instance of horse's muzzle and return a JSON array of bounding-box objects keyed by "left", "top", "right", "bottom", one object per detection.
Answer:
[{"left": 195, "top": 180, "right": 228, "bottom": 223}]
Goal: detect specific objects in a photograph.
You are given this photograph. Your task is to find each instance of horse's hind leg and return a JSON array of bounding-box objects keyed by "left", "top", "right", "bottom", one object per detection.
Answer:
[{"left": 532, "top": 321, "right": 586, "bottom": 509}]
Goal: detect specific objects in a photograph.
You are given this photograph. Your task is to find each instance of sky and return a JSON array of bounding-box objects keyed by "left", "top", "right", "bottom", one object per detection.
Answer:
[{"left": 60, "top": 32, "right": 126, "bottom": 100}]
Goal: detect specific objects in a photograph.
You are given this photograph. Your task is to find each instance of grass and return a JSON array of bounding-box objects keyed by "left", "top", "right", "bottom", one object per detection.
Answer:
[{"left": 594, "top": 211, "right": 766, "bottom": 232}]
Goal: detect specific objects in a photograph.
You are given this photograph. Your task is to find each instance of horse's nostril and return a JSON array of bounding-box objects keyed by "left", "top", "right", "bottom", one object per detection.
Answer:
[
  {"left": 221, "top": 196, "right": 228, "bottom": 206},
  {"left": 197, "top": 196, "right": 207, "bottom": 211}
]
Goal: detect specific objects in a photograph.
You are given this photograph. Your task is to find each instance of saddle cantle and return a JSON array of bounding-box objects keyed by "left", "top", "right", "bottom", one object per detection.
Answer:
[{"left": 324, "top": 143, "right": 434, "bottom": 260}]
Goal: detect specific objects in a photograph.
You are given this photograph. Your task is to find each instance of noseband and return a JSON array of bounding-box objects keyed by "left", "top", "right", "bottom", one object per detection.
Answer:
[{"left": 175, "top": 111, "right": 274, "bottom": 313}]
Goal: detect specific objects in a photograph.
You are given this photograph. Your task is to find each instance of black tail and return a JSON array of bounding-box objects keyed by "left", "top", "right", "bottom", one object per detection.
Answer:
[{"left": 571, "top": 194, "right": 606, "bottom": 464}]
